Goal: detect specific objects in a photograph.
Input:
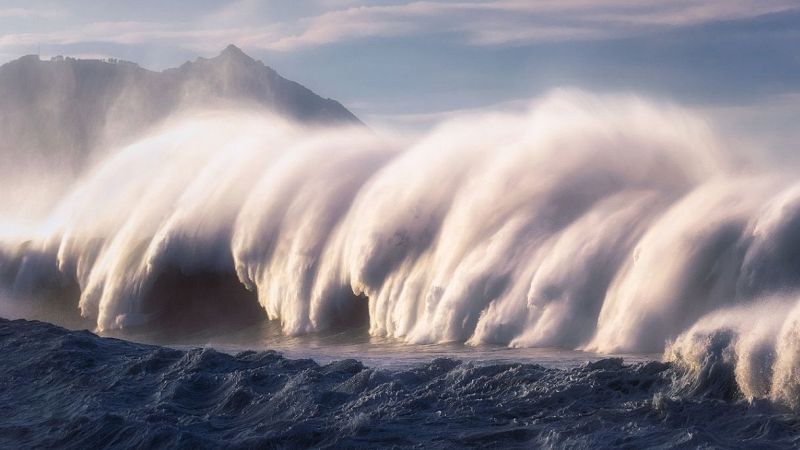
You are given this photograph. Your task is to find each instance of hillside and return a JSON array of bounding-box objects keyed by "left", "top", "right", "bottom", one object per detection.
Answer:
[{"left": 0, "top": 45, "right": 361, "bottom": 197}]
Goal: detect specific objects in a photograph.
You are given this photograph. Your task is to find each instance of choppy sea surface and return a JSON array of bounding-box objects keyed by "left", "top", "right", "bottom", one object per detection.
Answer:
[{"left": 2, "top": 318, "right": 798, "bottom": 449}]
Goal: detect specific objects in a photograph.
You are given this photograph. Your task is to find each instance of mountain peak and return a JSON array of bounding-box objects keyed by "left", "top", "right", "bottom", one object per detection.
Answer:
[{"left": 219, "top": 44, "right": 251, "bottom": 61}]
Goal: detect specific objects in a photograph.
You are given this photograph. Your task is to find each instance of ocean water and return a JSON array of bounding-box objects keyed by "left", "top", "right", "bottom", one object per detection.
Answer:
[
  {"left": 105, "top": 319, "right": 660, "bottom": 371},
  {"left": 2, "top": 318, "right": 798, "bottom": 449}
]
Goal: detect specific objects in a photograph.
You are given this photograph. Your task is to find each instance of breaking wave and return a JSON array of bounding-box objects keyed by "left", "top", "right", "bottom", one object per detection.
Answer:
[{"left": 3, "top": 90, "right": 800, "bottom": 405}]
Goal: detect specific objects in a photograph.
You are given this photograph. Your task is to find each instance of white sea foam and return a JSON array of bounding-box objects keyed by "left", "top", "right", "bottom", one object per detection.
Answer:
[{"left": 3, "top": 90, "right": 800, "bottom": 404}]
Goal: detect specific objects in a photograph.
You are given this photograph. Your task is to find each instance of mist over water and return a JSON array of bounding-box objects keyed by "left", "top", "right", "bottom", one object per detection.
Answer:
[{"left": 3, "top": 90, "right": 800, "bottom": 405}]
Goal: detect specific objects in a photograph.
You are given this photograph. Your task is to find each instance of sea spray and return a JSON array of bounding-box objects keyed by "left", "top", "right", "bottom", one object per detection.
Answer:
[{"left": 4, "top": 90, "right": 800, "bottom": 405}]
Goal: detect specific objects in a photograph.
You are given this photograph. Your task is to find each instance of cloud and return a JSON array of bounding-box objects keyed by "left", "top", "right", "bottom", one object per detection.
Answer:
[
  {"left": 0, "top": 0, "right": 797, "bottom": 56},
  {"left": 0, "top": 21, "right": 282, "bottom": 54},
  {"left": 263, "top": 0, "right": 800, "bottom": 50},
  {"left": 0, "top": 7, "right": 62, "bottom": 19}
]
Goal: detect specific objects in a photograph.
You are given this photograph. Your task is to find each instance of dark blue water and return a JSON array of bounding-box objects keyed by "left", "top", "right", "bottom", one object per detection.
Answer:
[{"left": 1, "top": 318, "right": 798, "bottom": 449}]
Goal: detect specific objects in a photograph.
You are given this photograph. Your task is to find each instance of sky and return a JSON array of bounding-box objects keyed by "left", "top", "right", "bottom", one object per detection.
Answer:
[{"left": 1, "top": 0, "right": 799, "bottom": 153}]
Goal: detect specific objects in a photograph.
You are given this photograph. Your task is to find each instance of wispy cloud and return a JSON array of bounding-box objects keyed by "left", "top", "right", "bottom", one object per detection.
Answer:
[
  {"left": 0, "top": 21, "right": 280, "bottom": 53},
  {"left": 264, "top": 0, "right": 800, "bottom": 50},
  {"left": 0, "top": 0, "right": 797, "bottom": 55}
]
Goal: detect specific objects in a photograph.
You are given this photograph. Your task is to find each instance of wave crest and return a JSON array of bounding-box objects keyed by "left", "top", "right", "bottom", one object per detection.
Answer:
[{"left": 4, "top": 90, "right": 800, "bottom": 405}]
